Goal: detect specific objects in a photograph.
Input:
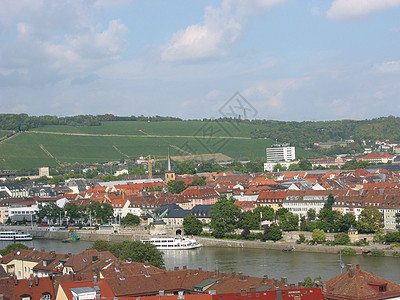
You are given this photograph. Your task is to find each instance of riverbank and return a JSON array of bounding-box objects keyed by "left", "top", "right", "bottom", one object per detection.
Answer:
[{"left": 24, "top": 228, "right": 397, "bottom": 257}]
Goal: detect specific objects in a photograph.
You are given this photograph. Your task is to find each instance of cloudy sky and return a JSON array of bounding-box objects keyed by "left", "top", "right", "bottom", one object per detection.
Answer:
[{"left": 1, "top": 0, "right": 400, "bottom": 121}]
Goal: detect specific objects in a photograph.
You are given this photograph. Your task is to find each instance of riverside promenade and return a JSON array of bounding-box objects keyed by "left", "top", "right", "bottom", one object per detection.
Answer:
[{"left": 19, "top": 226, "right": 396, "bottom": 257}]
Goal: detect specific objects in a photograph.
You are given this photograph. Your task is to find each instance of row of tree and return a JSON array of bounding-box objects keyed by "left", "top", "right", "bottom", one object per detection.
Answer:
[
  {"left": 200, "top": 195, "right": 384, "bottom": 240},
  {"left": 35, "top": 202, "right": 140, "bottom": 226}
]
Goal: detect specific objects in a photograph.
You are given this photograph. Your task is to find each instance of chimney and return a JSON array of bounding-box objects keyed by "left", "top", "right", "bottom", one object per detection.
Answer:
[
  {"left": 347, "top": 264, "right": 355, "bottom": 278},
  {"left": 183, "top": 266, "right": 187, "bottom": 270},
  {"left": 356, "top": 264, "right": 360, "bottom": 269},
  {"left": 174, "top": 266, "right": 179, "bottom": 271},
  {"left": 274, "top": 279, "right": 279, "bottom": 288},
  {"left": 69, "top": 272, "right": 75, "bottom": 281},
  {"left": 298, "top": 282, "right": 303, "bottom": 288},
  {"left": 281, "top": 277, "right": 288, "bottom": 285},
  {"left": 250, "top": 287, "right": 256, "bottom": 292},
  {"left": 231, "top": 272, "right": 236, "bottom": 278},
  {"left": 198, "top": 267, "right": 202, "bottom": 271},
  {"left": 262, "top": 275, "right": 269, "bottom": 284},
  {"left": 178, "top": 291, "right": 184, "bottom": 300},
  {"left": 239, "top": 274, "right": 247, "bottom": 281},
  {"left": 241, "top": 289, "right": 246, "bottom": 296},
  {"left": 14, "top": 277, "right": 18, "bottom": 286},
  {"left": 290, "top": 284, "right": 295, "bottom": 289},
  {"left": 93, "top": 275, "right": 98, "bottom": 284},
  {"left": 35, "top": 277, "right": 39, "bottom": 286},
  {"left": 275, "top": 289, "right": 283, "bottom": 300}
]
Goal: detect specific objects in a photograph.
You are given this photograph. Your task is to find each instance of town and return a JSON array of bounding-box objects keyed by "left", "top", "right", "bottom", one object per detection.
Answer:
[{"left": 0, "top": 144, "right": 400, "bottom": 299}]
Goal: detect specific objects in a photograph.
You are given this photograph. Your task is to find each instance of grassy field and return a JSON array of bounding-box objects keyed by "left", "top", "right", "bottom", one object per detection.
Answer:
[
  {"left": 0, "top": 121, "right": 320, "bottom": 169},
  {"left": 0, "top": 130, "right": 12, "bottom": 140},
  {"left": 0, "top": 132, "right": 277, "bottom": 169},
  {"left": 31, "top": 121, "right": 263, "bottom": 137}
]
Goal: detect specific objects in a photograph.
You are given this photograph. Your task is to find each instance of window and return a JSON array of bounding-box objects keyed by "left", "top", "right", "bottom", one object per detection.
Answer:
[
  {"left": 21, "top": 295, "right": 31, "bottom": 300},
  {"left": 41, "top": 293, "right": 51, "bottom": 300}
]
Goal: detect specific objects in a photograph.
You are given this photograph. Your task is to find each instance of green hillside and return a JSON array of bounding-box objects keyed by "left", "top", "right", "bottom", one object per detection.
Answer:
[
  {"left": 0, "top": 131, "right": 282, "bottom": 169},
  {"left": 31, "top": 120, "right": 261, "bottom": 137}
]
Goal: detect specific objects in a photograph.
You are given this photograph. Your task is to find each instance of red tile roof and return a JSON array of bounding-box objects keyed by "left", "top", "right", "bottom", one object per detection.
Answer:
[{"left": 325, "top": 264, "right": 400, "bottom": 299}]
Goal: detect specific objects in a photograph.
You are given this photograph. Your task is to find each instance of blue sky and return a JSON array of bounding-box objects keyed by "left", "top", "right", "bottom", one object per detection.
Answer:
[{"left": 1, "top": 0, "right": 400, "bottom": 121}]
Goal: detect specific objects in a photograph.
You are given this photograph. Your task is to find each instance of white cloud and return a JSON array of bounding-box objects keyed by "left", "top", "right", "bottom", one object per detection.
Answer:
[
  {"left": 162, "top": 0, "right": 286, "bottom": 62},
  {"left": 242, "top": 77, "right": 311, "bottom": 109},
  {"left": 0, "top": 1, "right": 128, "bottom": 84},
  {"left": 327, "top": 0, "right": 400, "bottom": 20},
  {"left": 373, "top": 61, "right": 400, "bottom": 73}
]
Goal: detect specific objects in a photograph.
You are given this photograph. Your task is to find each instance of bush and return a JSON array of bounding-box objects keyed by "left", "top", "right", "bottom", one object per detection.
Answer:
[
  {"left": 199, "top": 232, "right": 211, "bottom": 237},
  {"left": 392, "top": 251, "right": 400, "bottom": 257},
  {"left": 224, "top": 233, "right": 242, "bottom": 240},
  {"left": 352, "top": 239, "right": 369, "bottom": 246},
  {"left": 299, "top": 234, "right": 306, "bottom": 243},
  {"left": 370, "top": 249, "right": 385, "bottom": 257},
  {"left": 312, "top": 229, "right": 326, "bottom": 244},
  {"left": 241, "top": 228, "right": 251, "bottom": 239},
  {"left": 334, "top": 232, "right": 350, "bottom": 245},
  {"left": 341, "top": 248, "right": 356, "bottom": 256},
  {"left": 385, "top": 231, "right": 400, "bottom": 243}
]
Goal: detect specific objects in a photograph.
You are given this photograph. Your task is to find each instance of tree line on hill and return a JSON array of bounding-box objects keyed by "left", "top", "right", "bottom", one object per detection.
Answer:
[{"left": 0, "top": 114, "right": 182, "bottom": 131}]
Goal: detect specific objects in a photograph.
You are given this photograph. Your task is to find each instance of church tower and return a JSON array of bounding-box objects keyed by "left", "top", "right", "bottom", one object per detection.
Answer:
[{"left": 165, "top": 148, "right": 176, "bottom": 183}]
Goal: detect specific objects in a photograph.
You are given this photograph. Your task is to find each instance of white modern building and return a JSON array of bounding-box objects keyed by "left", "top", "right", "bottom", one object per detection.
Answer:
[
  {"left": 266, "top": 144, "right": 296, "bottom": 162},
  {"left": 264, "top": 144, "right": 296, "bottom": 172}
]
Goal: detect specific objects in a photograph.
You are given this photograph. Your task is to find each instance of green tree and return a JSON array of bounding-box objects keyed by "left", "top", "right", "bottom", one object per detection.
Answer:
[
  {"left": 288, "top": 164, "right": 302, "bottom": 171},
  {"left": 356, "top": 207, "right": 384, "bottom": 233},
  {"left": 307, "top": 208, "right": 316, "bottom": 221},
  {"left": 317, "top": 208, "right": 341, "bottom": 233},
  {"left": 303, "top": 276, "right": 314, "bottom": 288},
  {"left": 121, "top": 213, "right": 141, "bottom": 226},
  {"left": 36, "top": 203, "right": 63, "bottom": 224},
  {"left": 91, "top": 240, "right": 164, "bottom": 269},
  {"left": 166, "top": 180, "right": 186, "bottom": 194},
  {"left": 312, "top": 229, "right": 326, "bottom": 244},
  {"left": 210, "top": 197, "right": 241, "bottom": 238},
  {"left": 238, "top": 211, "right": 260, "bottom": 230},
  {"left": 337, "top": 213, "right": 356, "bottom": 232},
  {"left": 183, "top": 214, "right": 203, "bottom": 235},
  {"left": 241, "top": 227, "right": 251, "bottom": 239},
  {"left": 0, "top": 243, "right": 29, "bottom": 256},
  {"left": 299, "top": 160, "right": 312, "bottom": 170},
  {"left": 273, "top": 164, "right": 287, "bottom": 172},
  {"left": 266, "top": 225, "right": 283, "bottom": 241},
  {"left": 88, "top": 201, "right": 114, "bottom": 223},
  {"left": 65, "top": 203, "right": 86, "bottom": 223},
  {"left": 280, "top": 212, "right": 299, "bottom": 231},
  {"left": 334, "top": 232, "right": 350, "bottom": 245},
  {"left": 254, "top": 206, "right": 275, "bottom": 221},
  {"left": 275, "top": 207, "right": 289, "bottom": 221},
  {"left": 323, "top": 194, "right": 335, "bottom": 210}
]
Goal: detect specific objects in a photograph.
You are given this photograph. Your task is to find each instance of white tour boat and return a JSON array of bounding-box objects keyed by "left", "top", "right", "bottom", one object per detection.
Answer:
[
  {"left": 141, "top": 236, "right": 201, "bottom": 250},
  {"left": 0, "top": 230, "right": 33, "bottom": 241}
]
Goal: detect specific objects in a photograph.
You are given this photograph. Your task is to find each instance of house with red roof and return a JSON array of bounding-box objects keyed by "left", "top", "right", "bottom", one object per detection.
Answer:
[
  {"left": 181, "top": 186, "right": 219, "bottom": 208},
  {"left": 325, "top": 264, "right": 400, "bottom": 299},
  {"left": 57, "top": 277, "right": 115, "bottom": 300},
  {"left": 356, "top": 153, "right": 394, "bottom": 164}
]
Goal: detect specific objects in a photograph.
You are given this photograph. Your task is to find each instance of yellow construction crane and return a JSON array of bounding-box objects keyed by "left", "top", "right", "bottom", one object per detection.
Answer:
[{"left": 144, "top": 155, "right": 168, "bottom": 179}]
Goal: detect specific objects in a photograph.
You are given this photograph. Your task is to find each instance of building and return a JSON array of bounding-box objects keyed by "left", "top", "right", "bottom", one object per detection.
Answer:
[
  {"left": 38, "top": 167, "right": 50, "bottom": 178},
  {"left": 264, "top": 144, "right": 296, "bottom": 172},
  {"left": 325, "top": 264, "right": 400, "bottom": 299},
  {"left": 266, "top": 144, "right": 295, "bottom": 163}
]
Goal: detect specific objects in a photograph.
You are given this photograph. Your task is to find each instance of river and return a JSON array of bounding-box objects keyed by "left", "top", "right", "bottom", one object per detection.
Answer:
[{"left": 1, "top": 240, "right": 399, "bottom": 284}]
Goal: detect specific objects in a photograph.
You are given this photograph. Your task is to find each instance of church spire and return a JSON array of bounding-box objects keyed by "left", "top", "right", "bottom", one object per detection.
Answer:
[{"left": 167, "top": 147, "right": 172, "bottom": 172}]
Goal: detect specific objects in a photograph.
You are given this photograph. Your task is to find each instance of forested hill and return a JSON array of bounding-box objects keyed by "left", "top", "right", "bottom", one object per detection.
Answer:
[
  {"left": 2, "top": 113, "right": 400, "bottom": 147},
  {"left": 248, "top": 116, "right": 400, "bottom": 147}
]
